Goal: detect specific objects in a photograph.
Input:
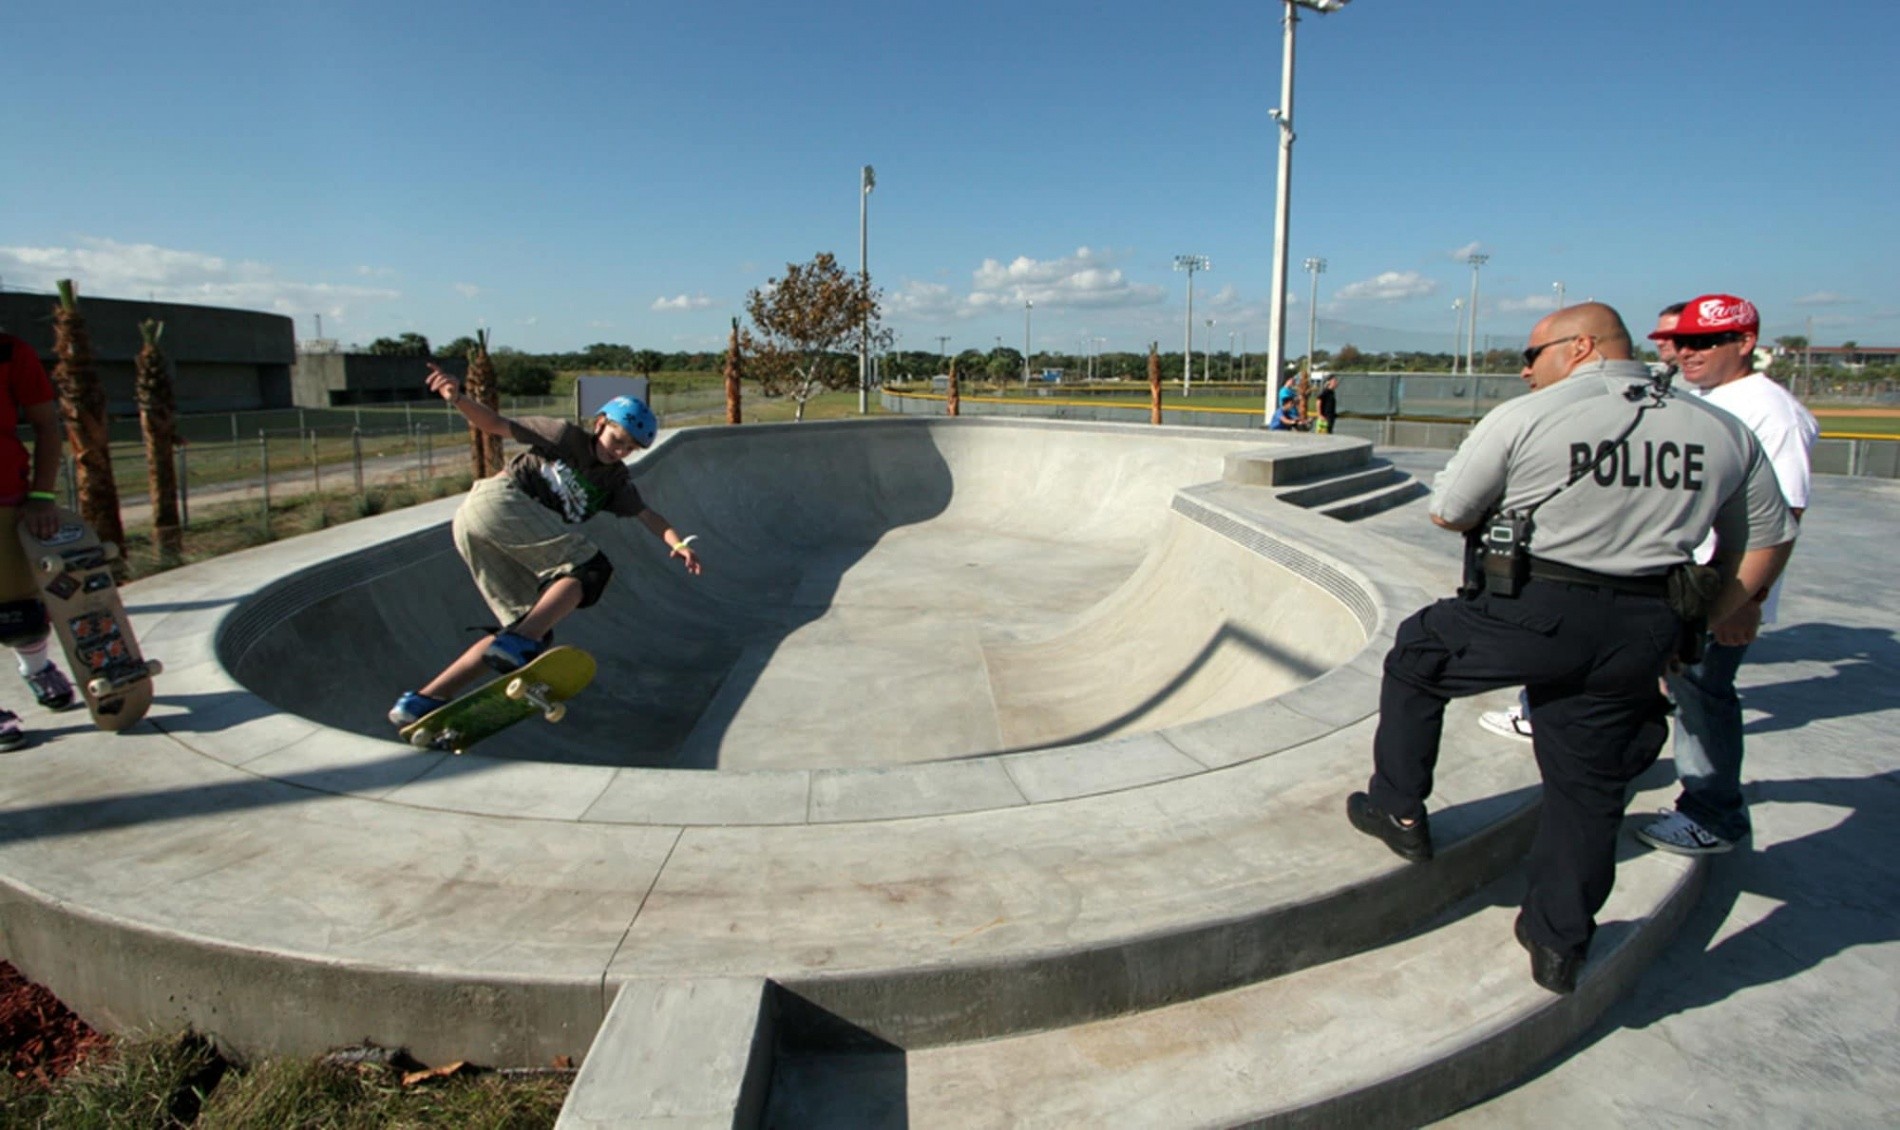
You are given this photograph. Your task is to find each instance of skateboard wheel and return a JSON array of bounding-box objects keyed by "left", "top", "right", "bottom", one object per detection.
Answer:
[
  {"left": 146, "top": 659, "right": 164, "bottom": 677},
  {"left": 101, "top": 542, "right": 122, "bottom": 562},
  {"left": 88, "top": 677, "right": 111, "bottom": 697},
  {"left": 408, "top": 729, "right": 435, "bottom": 749},
  {"left": 504, "top": 677, "right": 526, "bottom": 700},
  {"left": 37, "top": 557, "right": 58, "bottom": 574},
  {"left": 545, "top": 702, "right": 566, "bottom": 723}
]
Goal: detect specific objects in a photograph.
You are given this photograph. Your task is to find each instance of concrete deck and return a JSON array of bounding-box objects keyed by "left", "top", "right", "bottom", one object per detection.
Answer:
[{"left": 0, "top": 419, "right": 1893, "bottom": 1126}]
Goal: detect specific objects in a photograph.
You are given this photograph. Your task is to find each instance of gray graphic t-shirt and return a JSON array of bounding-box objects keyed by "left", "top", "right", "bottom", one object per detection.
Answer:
[{"left": 502, "top": 417, "right": 645, "bottom": 523}]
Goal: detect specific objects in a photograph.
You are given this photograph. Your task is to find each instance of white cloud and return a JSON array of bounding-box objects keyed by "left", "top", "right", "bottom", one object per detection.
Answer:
[
  {"left": 1497, "top": 294, "right": 1558, "bottom": 314},
  {"left": 1333, "top": 270, "right": 1440, "bottom": 303},
  {"left": 0, "top": 236, "right": 399, "bottom": 324},
  {"left": 1793, "top": 291, "right": 1853, "bottom": 306},
  {"left": 652, "top": 293, "right": 714, "bottom": 311},
  {"left": 356, "top": 265, "right": 396, "bottom": 279},
  {"left": 968, "top": 247, "right": 1166, "bottom": 311},
  {"left": 454, "top": 282, "right": 482, "bottom": 299},
  {"left": 1448, "top": 242, "right": 1485, "bottom": 262},
  {"left": 886, "top": 248, "right": 1164, "bottom": 322}
]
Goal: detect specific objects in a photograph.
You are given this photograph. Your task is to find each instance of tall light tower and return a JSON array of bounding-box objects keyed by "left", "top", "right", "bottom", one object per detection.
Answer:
[
  {"left": 858, "top": 164, "right": 875, "bottom": 414},
  {"left": 1264, "top": 0, "right": 1352, "bottom": 424},
  {"left": 1022, "top": 299, "right": 1034, "bottom": 386},
  {"left": 1449, "top": 298, "right": 1465, "bottom": 375},
  {"left": 1204, "top": 318, "right": 1216, "bottom": 383},
  {"left": 1303, "top": 256, "right": 1326, "bottom": 375},
  {"left": 1552, "top": 280, "right": 1565, "bottom": 311},
  {"left": 1465, "top": 252, "right": 1489, "bottom": 375},
  {"left": 1173, "top": 254, "right": 1209, "bottom": 396}
]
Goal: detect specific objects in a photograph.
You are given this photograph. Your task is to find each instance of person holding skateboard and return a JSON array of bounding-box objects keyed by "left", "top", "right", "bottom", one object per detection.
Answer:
[
  {"left": 388, "top": 364, "right": 703, "bottom": 728},
  {"left": 0, "top": 331, "right": 77, "bottom": 749}
]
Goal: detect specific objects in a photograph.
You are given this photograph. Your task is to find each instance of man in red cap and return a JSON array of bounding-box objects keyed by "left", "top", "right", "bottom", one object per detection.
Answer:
[{"left": 1636, "top": 294, "right": 1817, "bottom": 855}]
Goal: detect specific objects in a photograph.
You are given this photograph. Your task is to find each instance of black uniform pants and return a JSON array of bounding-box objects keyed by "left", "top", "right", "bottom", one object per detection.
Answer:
[{"left": 1368, "top": 579, "right": 1679, "bottom": 958}]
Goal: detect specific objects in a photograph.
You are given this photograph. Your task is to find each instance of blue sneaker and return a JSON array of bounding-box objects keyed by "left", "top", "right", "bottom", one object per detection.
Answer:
[
  {"left": 388, "top": 691, "right": 447, "bottom": 727},
  {"left": 483, "top": 631, "right": 544, "bottom": 674}
]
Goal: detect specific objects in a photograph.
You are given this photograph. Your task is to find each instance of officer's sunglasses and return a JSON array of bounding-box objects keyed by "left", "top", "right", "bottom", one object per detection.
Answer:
[
  {"left": 1521, "top": 335, "right": 1579, "bottom": 366},
  {"left": 1671, "top": 332, "right": 1745, "bottom": 352}
]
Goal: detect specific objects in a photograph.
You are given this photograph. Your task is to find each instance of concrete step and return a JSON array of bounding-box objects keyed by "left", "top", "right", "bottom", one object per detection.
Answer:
[
  {"left": 766, "top": 838, "right": 1702, "bottom": 1129},
  {"left": 1275, "top": 462, "right": 1405, "bottom": 508},
  {"left": 1316, "top": 477, "right": 1433, "bottom": 522}
]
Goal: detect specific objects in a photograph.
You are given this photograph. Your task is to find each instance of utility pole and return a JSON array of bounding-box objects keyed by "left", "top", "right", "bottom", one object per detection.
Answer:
[
  {"left": 1173, "top": 255, "right": 1209, "bottom": 396},
  {"left": 1465, "top": 252, "right": 1488, "bottom": 375}
]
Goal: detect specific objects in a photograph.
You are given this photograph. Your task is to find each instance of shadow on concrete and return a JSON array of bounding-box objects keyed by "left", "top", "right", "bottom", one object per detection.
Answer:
[
  {"left": 764, "top": 987, "right": 910, "bottom": 1129},
  {"left": 0, "top": 749, "right": 447, "bottom": 848},
  {"left": 1734, "top": 622, "right": 1900, "bottom": 735}
]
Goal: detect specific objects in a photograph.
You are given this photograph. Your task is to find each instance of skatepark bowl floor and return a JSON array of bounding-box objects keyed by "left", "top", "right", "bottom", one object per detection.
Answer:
[{"left": 226, "top": 417, "right": 1372, "bottom": 770}]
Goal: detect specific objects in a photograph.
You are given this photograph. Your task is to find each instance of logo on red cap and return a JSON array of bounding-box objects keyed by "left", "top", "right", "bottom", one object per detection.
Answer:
[{"left": 1672, "top": 294, "right": 1759, "bottom": 337}]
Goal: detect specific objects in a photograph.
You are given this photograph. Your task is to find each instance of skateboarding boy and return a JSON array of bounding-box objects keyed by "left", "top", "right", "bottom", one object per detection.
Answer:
[
  {"left": 0, "top": 331, "right": 77, "bottom": 749},
  {"left": 388, "top": 364, "right": 702, "bottom": 727}
]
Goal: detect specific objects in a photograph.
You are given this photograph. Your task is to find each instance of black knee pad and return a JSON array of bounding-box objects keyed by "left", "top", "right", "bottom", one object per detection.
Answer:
[
  {"left": 0, "top": 599, "right": 49, "bottom": 648},
  {"left": 575, "top": 552, "right": 614, "bottom": 608}
]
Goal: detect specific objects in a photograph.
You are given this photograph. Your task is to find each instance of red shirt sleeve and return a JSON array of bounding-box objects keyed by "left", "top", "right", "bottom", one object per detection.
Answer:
[{"left": 4, "top": 336, "right": 56, "bottom": 411}]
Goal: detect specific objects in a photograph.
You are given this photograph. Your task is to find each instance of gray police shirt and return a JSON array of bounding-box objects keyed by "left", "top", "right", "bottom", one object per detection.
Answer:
[{"left": 1431, "top": 360, "right": 1794, "bottom": 577}]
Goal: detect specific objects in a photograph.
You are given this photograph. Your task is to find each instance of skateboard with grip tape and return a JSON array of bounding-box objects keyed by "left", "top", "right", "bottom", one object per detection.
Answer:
[
  {"left": 399, "top": 645, "right": 595, "bottom": 755},
  {"left": 19, "top": 507, "right": 163, "bottom": 731}
]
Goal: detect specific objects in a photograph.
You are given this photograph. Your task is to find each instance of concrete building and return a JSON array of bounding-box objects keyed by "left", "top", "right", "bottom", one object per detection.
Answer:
[
  {"left": 0, "top": 290, "right": 295, "bottom": 414},
  {"left": 290, "top": 349, "right": 466, "bottom": 407}
]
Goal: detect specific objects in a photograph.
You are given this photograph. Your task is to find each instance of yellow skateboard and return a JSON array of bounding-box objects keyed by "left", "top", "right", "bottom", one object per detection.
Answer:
[
  {"left": 400, "top": 646, "right": 596, "bottom": 755},
  {"left": 20, "top": 507, "right": 163, "bottom": 731}
]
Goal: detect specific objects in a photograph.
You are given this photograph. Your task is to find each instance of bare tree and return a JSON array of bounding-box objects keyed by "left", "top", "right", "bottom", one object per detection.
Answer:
[
  {"left": 742, "top": 252, "right": 888, "bottom": 421},
  {"left": 51, "top": 280, "right": 124, "bottom": 547}
]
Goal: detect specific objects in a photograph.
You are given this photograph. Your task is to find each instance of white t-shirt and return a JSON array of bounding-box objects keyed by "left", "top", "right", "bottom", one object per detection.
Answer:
[{"left": 1692, "top": 372, "right": 1818, "bottom": 623}]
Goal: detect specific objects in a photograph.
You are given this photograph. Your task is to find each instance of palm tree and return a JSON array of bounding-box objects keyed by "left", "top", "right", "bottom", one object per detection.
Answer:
[
  {"left": 464, "top": 330, "right": 502, "bottom": 477},
  {"left": 723, "top": 318, "right": 743, "bottom": 425},
  {"left": 135, "top": 319, "right": 182, "bottom": 563},
  {"left": 51, "top": 280, "right": 124, "bottom": 548}
]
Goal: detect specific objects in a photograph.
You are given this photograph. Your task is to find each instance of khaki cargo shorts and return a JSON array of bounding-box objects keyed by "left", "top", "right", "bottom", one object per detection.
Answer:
[{"left": 452, "top": 477, "right": 600, "bottom": 626}]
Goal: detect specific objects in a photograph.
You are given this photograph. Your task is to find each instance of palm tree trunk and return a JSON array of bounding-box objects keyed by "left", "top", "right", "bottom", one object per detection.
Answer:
[
  {"left": 465, "top": 330, "right": 503, "bottom": 476},
  {"left": 724, "top": 318, "right": 743, "bottom": 425},
  {"left": 51, "top": 280, "right": 125, "bottom": 548},
  {"left": 135, "top": 320, "right": 182, "bottom": 562}
]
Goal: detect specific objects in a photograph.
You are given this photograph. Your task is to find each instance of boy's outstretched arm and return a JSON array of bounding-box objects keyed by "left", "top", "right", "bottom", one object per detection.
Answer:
[
  {"left": 427, "top": 362, "right": 515, "bottom": 437},
  {"left": 637, "top": 509, "right": 703, "bottom": 575}
]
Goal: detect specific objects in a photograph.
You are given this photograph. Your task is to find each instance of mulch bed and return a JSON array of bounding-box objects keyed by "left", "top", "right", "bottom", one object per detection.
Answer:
[{"left": 1, "top": 959, "right": 110, "bottom": 1087}]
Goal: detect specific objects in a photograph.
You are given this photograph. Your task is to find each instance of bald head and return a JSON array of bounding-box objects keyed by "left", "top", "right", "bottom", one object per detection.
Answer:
[{"left": 1535, "top": 302, "right": 1633, "bottom": 360}]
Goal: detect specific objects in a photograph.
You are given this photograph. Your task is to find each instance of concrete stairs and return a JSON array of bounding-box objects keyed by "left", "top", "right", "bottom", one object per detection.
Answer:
[
  {"left": 558, "top": 707, "right": 1703, "bottom": 1128},
  {"left": 1219, "top": 440, "right": 1431, "bottom": 523}
]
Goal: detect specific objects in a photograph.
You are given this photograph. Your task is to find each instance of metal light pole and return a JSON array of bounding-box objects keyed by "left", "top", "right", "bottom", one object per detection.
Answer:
[
  {"left": 1022, "top": 299, "right": 1034, "bottom": 385},
  {"left": 1303, "top": 256, "right": 1326, "bottom": 375},
  {"left": 1173, "top": 254, "right": 1209, "bottom": 396},
  {"left": 1552, "top": 280, "right": 1565, "bottom": 311},
  {"left": 1240, "top": 330, "right": 1248, "bottom": 384},
  {"left": 858, "top": 165, "right": 875, "bottom": 414},
  {"left": 1228, "top": 331, "right": 1236, "bottom": 381},
  {"left": 1204, "top": 318, "right": 1216, "bottom": 383},
  {"left": 1264, "top": 0, "right": 1351, "bottom": 425},
  {"left": 1450, "top": 298, "right": 1465, "bottom": 375},
  {"left": 1465, "top": 252, "right": 1488, "bottom": 375}
]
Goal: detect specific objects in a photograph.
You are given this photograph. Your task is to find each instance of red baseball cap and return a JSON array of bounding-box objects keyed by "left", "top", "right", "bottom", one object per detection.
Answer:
[{"left": 1649, "top": 294, "right": 1759, "bottom": 340}]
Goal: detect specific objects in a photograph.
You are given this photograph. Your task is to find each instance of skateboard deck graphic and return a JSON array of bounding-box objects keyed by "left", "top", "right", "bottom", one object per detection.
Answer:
[
  {"left": 400, "top": 646, "right": 596, "bottom": 755},
  {"left": 20, "top": 507, "right": 163, "bottom": 731}
]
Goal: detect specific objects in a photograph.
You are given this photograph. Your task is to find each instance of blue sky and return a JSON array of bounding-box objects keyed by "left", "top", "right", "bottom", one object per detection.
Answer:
[{"left": 7, "top": 0, "right": 1896, "bottom": 359}]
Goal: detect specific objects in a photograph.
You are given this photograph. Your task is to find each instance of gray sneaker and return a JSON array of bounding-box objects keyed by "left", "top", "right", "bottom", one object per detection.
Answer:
[{"left": 1634, "top": 809, "right": 1735, "bottom": 855}]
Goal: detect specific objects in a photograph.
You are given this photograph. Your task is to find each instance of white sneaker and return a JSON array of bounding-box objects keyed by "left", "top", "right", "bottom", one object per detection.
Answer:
[
  {"left": 1634, "top": 809, "right": 1735, "bottom": 855},
  {"left": 1479, "top": 705, "right": 1534, "bottom": 743}
]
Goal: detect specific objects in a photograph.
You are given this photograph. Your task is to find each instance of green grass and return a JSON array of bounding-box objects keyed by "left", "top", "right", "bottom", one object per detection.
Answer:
[{"left": 1812, "top": 411, "right": 1900, "bottom": 438}]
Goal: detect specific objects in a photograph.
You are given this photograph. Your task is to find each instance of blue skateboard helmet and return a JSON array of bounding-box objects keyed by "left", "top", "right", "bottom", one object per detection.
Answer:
[{"left": 598, "top": 396, "right": 657, "bottom": 447}]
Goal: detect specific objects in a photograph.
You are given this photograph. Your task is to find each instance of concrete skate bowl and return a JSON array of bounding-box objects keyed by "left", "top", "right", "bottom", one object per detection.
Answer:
[{"left": 220, "top": 417, "right": 1373, "bottom": 771}]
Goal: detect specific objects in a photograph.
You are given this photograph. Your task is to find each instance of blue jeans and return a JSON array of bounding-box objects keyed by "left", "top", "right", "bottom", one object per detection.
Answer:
[{"left": 1664, "top": 639, "right": 1752, "bottom": 842}]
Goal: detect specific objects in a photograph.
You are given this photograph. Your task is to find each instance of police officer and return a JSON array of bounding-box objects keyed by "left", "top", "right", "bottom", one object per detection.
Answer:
[{"left": 1345, "top": 302, "right": 1795, "bottom": 994}]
